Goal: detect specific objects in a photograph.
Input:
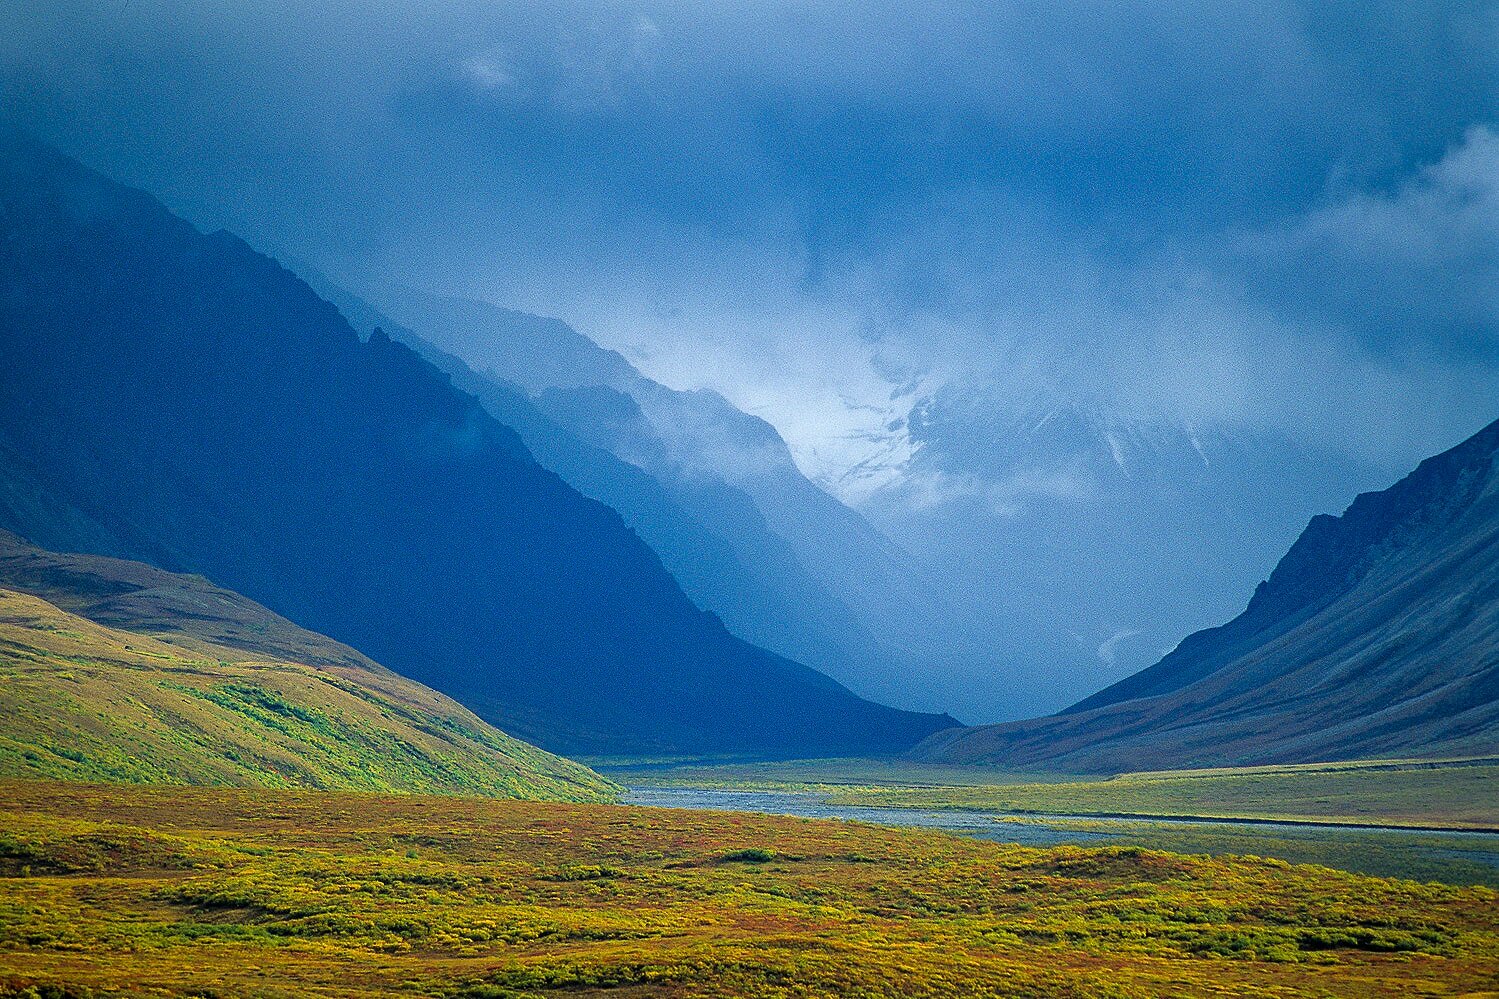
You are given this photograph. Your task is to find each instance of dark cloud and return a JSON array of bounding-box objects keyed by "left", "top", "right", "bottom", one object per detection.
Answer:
[
  {"left": 9, "top": 2, "right": 1493, "bottom": 240},
  {"left": 5, "top": 0, "right": 1493, "bottom": 490}
]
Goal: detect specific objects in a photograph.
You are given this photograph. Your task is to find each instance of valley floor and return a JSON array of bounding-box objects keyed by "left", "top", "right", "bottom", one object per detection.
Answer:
[
  {"left": 2, "top": 779, "right": 1498, "bottom": 998},
  {"left": 602, "top": 757, "right": 1499, "bottom": 885},
  {"left": 600, "top": 757, "right": 1499, "bottom": 829}
]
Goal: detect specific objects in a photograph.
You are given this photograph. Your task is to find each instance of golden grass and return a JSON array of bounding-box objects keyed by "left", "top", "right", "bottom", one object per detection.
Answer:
[
  {"left": 0, "top": 588, "right": 614, "bottom": 802},
  {"left": 2, "top": 779, "right": 1497, "bottom": 998}
]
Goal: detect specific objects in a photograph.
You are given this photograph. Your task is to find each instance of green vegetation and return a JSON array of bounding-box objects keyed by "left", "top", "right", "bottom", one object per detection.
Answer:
[
  {"left": 2, "top": 779, "right": 1497, "bottom": 998},
  {"left": 994, "top": 816, "right": 1499, "bottom": 887},
  {"left": 0, "top": 587, "right": 615, "bottom": 802}
]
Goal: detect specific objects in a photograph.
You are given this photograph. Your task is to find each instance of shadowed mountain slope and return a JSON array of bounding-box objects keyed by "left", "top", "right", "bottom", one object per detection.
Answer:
[
  {"left": 300, "top": 276, "right": 896, "bottom": 694},
  {"left": 914, "top": 418, "right": 1499, "bottom": 772},
  {"left": 0, "top": 531, "right": 616, "bottom": 800},
  {"left": 0, "top": 130, "right": 955, "bottom": 757},
  {"left": 374, "top": 289, "right": 1015, "bottom": 717}
]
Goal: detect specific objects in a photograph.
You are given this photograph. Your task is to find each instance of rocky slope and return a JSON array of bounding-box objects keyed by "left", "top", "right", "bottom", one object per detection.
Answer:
[{"left": 915, "top": 418, "right": 1499, "bottom": 771}]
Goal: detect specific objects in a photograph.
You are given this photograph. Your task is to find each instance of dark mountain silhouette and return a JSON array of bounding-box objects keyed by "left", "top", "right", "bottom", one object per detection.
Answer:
[
  {"left": 915, "top": 418, "right": 1499, "bottom": 771},
  {"left": 0, "top": 129, "right": 956, "bottom": 757},
  {"left": 298, "top": 275, "right": 897, "bottom": 695},
  {"left": 370, "top": 288, "right": 1023, "bottom": 718}
]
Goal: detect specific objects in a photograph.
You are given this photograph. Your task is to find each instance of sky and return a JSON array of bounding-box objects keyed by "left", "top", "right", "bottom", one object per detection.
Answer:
[
  {"left": 4, "top": 0, "right": 1494, "bottom": 499},
  {"left": 5, "top": 1, "right": 1498, "bottom": 714}
]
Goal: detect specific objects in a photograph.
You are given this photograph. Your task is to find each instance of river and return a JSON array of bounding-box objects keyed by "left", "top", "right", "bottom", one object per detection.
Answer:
[{"left": 622, "top": 786, "right": 1499, "bottom": 885}]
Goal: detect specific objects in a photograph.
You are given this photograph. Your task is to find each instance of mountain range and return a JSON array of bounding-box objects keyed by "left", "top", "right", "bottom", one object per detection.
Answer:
[
  {"left": 360, "top": 287, "right": 1380, "bottom": 725},
  {"left": 915, "top": 417, "right": 1499, "bottom": 771},
  {"left": 359, "top": 287, "right": 1016, "bottom": 717},
  {"left": 863, "top": 393, "right": 1391, "bottom": 715},
  {"left": 0, "top": 128, "right": 954, "bottom": 758},
  {"left": 5, "top": 126, "right": 1493, "bottom": 777},
  {"left": 294, "top": 275, "right": 904, "bottom": 710}
]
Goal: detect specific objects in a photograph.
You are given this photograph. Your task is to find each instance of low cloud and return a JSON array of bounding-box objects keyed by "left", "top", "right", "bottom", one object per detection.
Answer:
[
  {"left": 826, "top": 126, "right": 1499, "bottom": 504},
  {"left": 458, "top": 46, "right": 516, "bottom": 92},
  {"left": 1097, "top": 630, "right": 1142, "bottom": 668}
]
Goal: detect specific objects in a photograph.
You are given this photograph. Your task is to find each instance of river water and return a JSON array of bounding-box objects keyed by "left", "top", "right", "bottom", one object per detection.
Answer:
[
  {"left": 622, "top": 786, "right": 1499, "bottom": 885},
  {"left": 623, "top": 786, "right": 1112, "bottom": 846}
]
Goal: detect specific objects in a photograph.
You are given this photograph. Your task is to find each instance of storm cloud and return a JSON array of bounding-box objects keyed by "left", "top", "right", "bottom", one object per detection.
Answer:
[{"left": 5, "top": 1, "right": 1492, "bottom": 494}]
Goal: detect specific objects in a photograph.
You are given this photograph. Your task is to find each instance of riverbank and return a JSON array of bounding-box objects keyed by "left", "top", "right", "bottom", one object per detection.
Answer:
[{"left": 622, "top": 785, "right": 1499, "bottom": 886}]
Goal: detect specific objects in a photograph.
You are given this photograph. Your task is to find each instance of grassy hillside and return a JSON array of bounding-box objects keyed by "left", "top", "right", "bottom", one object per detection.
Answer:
[
  {"left": 0, "top": 534, "right": 615, "bottom": 802},
  {"left": 1, "top": 780, "right": 1496, "bottom": 998}
]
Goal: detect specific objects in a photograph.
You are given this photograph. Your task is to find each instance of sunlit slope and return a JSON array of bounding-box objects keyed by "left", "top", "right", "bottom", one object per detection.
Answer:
[
  {"left": 0, "top": 533, "right": 615, "bottom": 801},
  {"left": 917, "top": 417, "right": 1499, "bottom": 771}
]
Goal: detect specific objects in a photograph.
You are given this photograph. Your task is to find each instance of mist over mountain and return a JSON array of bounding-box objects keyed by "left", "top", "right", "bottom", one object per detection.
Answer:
[
  {"left": 365, "top": 287, "right": 1048, "bottom": 718},
  {"left": 299, "top": 273, "right": 910, "bottom": 702},
  {"left": 5, "top": 0, "right": 1494, "bottom": 723},
  {"left": 339, "top": 281, "right": 1492, "bottom": 723},
  {"left": 916, "top": 418, "right": 1499, "bottom": 772},
  {"left": 0, "top": 130, "right": 954, "bottom": 757},
  {"left": 862, "top": 400, "right": 1394, "bottom": 708},
  {"left": 2, "top": 13, "right": 1499, "bottom": 999}
]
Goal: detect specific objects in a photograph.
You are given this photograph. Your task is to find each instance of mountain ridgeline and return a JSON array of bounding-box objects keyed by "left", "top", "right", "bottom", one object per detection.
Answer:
[
  {"left": 916, "top": 418, "right": 1499, "bottom": 772},
  {"left": 370, "top": 288, "right": 1013, "bottom": 718},
  {"left": 0, "top": 130, "right": 955, "bottom": 757},
  {"left": 299, "top": 276, "right": 901, "bottom": 707}
]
